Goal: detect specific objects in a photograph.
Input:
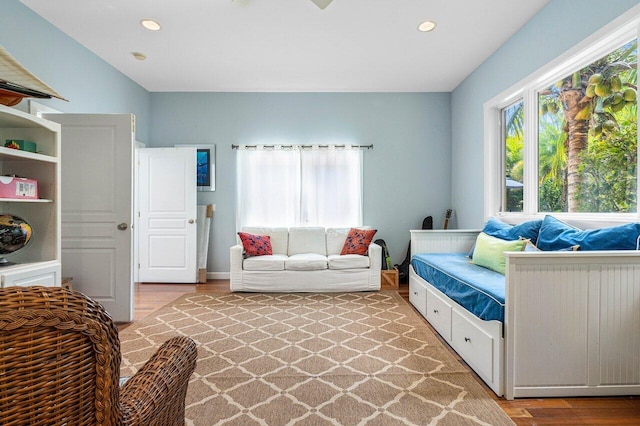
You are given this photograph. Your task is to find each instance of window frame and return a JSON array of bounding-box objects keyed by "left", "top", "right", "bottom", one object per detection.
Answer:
[{"left": 484, "top": 10, "right": 640, "bottom": 226}]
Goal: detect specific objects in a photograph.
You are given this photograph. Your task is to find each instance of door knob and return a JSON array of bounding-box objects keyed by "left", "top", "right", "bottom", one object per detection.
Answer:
[
  {"left": 117, "top": 223, "right": 128, "bottom": 230},
  {"left": 188, "top": 219, "right": 195, "bottom": 224}
]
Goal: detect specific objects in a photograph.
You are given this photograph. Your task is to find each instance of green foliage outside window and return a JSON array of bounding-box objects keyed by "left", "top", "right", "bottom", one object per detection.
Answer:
[
  {"left": 504, "top": 39, "right": 638, "bottom": 214},
  {"left": 577, "top": 109, "right": 637, "bottom": 212},
  {"left": 504, "top": 103, "right": 524, "bottom": 212}
]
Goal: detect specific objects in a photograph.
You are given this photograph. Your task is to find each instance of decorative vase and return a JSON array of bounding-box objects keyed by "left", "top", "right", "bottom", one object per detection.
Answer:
[{"left": 0, "top": 214, "right": 32, "bottom": 265}]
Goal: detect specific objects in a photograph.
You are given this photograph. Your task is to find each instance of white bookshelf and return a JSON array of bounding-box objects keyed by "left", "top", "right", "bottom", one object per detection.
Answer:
[{"left": 0, "top": 104, "right": 61, "bottom": 287}]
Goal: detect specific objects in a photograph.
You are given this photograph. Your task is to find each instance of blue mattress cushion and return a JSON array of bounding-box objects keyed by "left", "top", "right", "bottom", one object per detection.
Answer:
[{"left": 411, "top": 253, "right": 505, "bottom": 322}]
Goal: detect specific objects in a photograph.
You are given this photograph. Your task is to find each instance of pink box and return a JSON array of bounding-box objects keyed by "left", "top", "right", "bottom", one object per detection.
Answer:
[{"left": 0, "top": 176, "right": 39, "bottom": 199}]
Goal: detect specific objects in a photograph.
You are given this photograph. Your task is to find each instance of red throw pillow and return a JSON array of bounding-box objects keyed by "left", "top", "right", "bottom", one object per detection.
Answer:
[
  {"left": 238, "top": 232, "right": 273, "bottom": 256},
  {"left": 340, "top": 228, "right": 377, "bottom": 255}
]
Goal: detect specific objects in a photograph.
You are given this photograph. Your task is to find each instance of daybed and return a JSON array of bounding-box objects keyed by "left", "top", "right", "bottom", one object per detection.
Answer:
[
  {"left": 230, "top": 226, "right": 381, "bottom": 292},
  {"left": 409, "top": 215, "right": 640, "bottom": 400}
]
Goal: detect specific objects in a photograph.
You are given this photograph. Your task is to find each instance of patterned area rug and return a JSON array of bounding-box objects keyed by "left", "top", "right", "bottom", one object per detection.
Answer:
[{"left": 119, "top": 292, "right": 513, "bottom": 425}]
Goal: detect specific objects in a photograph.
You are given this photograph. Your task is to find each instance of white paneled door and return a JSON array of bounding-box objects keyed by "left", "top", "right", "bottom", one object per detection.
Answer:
[
  {"left": 138, "top": 147, "right": 197, "bottom": 283},
  {"left": 45, "top": 113, "right": 135, "bottom": 322}
]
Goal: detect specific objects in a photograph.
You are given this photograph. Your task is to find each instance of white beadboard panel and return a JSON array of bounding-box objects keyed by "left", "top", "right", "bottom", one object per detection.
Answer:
[
  {"left": 507, "top": 252, "right": 640, "bottom": 397},
  {"left": 598, "top": 264, "right": 640, "bottom": 386},
  {"left": 511, "top": 263, "right": 589, "bottom": 387},
  {"left": 410, "top": 230, "right": 479, "bottom": 256}
]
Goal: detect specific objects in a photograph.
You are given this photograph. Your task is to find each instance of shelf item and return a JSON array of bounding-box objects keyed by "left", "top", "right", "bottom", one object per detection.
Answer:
[
  {"left": 0, "top": 214, "right": 32, "bottom": 266},
  {"left": 5, "top": 139, "right": 36, "bottom": 152},
  {"left": 0, "top": 176, "right": 38, "bottom": 199},
  {"left": 0, "top": 43, "right": 66, "bottom": 106}
]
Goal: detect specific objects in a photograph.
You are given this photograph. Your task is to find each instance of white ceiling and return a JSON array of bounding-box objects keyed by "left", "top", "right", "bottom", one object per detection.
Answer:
[{"left": 20, "top": 0, "right": 550, "bottom": 93}]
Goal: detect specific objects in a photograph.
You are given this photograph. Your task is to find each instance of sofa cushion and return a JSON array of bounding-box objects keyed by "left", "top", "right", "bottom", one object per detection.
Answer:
[
  {"left": 326, "top": 228, "right": 350, "bottom": 256},
  {"left": 537, "top": 215, "right": 640, "bottom": 251},
  {"left": 328, "top": 254, "right": 370, "bottom": 270},
  {"left": 242, "top": 227, "right": 289, "bottom": 255},
  {"left": 243, "top": 254, "right": 288, "bottom": 271},
  {"left": 285, "top": 253, "right": 328, "bottom": 271},
  {"left": 288, "top": 227, "right": 327, "bottom": 256},
  {"left": 238, "top": 232, "right": 273, "bottom": 256},
  {"left": 341, "top": 228, "right": 377, "bottom": 255}
]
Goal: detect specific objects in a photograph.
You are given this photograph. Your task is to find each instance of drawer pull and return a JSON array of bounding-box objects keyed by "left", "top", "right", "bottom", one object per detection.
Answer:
[
  {"left": 413, "top": 292, "right": 418, "bottom": 296},
  {"left": 464, "top": 337, "right": 471, "bottom": 342},
  {"left": 433, "top": 309, "right": 439, "bottom": 314}
]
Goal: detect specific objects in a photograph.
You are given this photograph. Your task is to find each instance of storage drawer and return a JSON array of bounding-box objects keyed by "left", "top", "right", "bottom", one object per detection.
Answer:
[
  {"left": 2, "top": 262, "right": 61, "bottom": 287},
  {"left": 451, "top": 309, "right": 494, "bottom": 382},
  {"left": 409, "top": 278, "right": 427, "bottom": 316},
  {"left": 426, "top": 287, "right": 452, "bottom": 341}
]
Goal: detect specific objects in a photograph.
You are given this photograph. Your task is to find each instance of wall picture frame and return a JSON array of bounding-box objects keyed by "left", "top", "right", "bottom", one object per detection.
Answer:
[{"left": 179, "top": 144, "right": 215, "bottom": 191}]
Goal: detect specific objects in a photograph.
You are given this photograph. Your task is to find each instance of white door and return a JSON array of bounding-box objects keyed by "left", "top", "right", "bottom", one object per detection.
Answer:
[
  {"left": 138, "top": 147, "right": 197, "bottom": 283},
  {"left": 44, "top": 113, "right": 135, "bottom": 322},
  {"left": 133, "top": 141, "right": 145, "bottom": 284}
]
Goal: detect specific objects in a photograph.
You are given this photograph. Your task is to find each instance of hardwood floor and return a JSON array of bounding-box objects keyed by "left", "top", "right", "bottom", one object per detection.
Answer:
[{"left": 121, "top": 281, "right": 640, "bottom": 425}]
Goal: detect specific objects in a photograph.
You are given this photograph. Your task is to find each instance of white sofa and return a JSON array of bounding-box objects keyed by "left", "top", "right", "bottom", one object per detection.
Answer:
[{"left": 230, "top": 227, "right": 381, "bottom": 292}]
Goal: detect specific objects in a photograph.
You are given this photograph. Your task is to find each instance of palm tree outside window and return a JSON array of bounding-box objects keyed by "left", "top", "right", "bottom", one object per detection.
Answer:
[{"left": 500, "top": 38, "right": 637, "bottom": 215}]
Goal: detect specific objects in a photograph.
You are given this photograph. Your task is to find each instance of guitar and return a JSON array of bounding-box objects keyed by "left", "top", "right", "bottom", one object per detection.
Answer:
[{"left": 443, "top": 209, "right": 453, "bottom": 230}]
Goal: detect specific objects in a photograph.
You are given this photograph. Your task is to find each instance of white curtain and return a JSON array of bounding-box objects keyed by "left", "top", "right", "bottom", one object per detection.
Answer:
[{"left": 236, "top": 146, "right": 363, "bottom": 229}]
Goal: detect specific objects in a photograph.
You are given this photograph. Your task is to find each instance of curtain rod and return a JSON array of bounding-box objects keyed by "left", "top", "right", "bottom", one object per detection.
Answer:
[{"left": 231, "top": 144, "right": 373, "bottom": 150}]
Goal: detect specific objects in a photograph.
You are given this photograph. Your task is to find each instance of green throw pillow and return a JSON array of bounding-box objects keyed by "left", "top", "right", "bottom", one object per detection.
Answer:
[{"left": 472, "top": 232, "right": 526, "bottom": 274}]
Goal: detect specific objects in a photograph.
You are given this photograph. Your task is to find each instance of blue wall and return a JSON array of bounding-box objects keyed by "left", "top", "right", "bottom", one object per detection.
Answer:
[
  {"left": 2, "top": 1, "right": 451, "bottom": 272},
  {"left": 150, "top": 92, "right": 452, "bottom": 271},
  {"left": 451, "top": 0, "right": 640, "bottom": 228},
  {"left": 1, "top": 1, "right": 151, "bottom": 141},
  {"left": 6, "top": 0, "right": 640, "bottom": 273}
]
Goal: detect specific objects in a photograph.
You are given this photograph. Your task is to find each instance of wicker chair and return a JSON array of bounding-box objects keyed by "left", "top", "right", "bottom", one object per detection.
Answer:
[{"left": 0, "top": 286, "right": 197, "bottom": 426}]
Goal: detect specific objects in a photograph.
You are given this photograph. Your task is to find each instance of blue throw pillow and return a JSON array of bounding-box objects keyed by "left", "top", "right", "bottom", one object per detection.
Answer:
[
  {"left": 468, "top": 217, "right": 543, "bottom": 258},
  {"left": 481, "top": 217, "right": 543, "bottom": 244},
  {"left": 537, "top": 215, "right": 640, "bottom": 251}
]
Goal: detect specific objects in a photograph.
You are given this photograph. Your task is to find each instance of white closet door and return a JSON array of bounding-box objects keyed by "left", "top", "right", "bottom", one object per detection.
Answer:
[
  {"left": 45, "top": 113, "right": 135, "bottom": 322},
  {"left": 138, "top": 147, "right": 197, "bottom": 283}
]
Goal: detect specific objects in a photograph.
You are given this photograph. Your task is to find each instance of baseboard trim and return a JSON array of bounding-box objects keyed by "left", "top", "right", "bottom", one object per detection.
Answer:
[{"left": 207, "top": 272, "right": 230, "bottom": 280}]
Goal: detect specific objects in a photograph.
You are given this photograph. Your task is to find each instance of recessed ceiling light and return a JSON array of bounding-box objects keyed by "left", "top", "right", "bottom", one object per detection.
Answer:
[
  {"left": 132, "top": 52, "right": 147, "bottom": 61},
  {"left": 418, "top": 20, "right": 437, "bottom": 32},
  {"left": 141, "top": 19, "right": 161, "bottom": 31}
]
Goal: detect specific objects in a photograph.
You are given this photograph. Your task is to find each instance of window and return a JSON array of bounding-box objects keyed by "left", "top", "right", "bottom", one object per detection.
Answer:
[
  {"left": 236, "top": 145, "right": 363, "bottom": 229},
  {"left": 487, "top": 15, "right": 639, "bottom": 222},
  {"left": 503, "top": 100, "right": 524, "bottom": 212},
  {"left": 537, "top": 41, "right": 637, "bottom": 213}
]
